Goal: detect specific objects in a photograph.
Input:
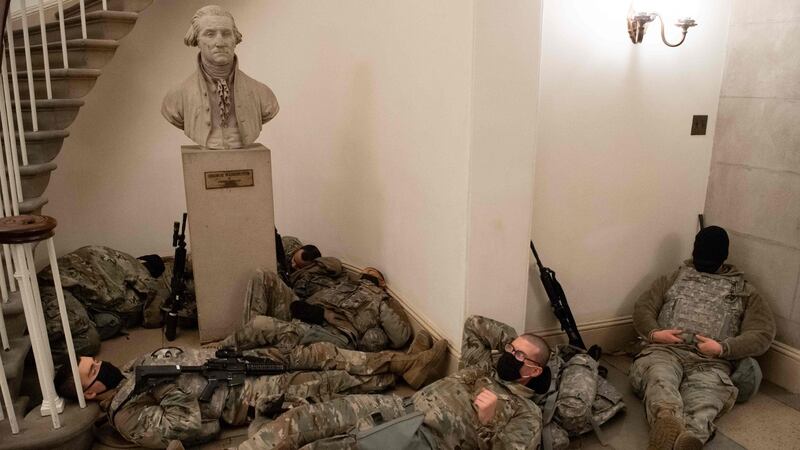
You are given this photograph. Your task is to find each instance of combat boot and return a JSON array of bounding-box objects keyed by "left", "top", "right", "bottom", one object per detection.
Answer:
[
  {"left": 673, "top": 431, "right": 703, "bottom": 450},
  {"left": 407, "top": 330, "right": 433, "bottom": 354},
  {"left": 391, "top": 340, "right": 447, "bottom": 389},
  {"left": 647, "top": 409, "right": 683, "bottom": 450}
]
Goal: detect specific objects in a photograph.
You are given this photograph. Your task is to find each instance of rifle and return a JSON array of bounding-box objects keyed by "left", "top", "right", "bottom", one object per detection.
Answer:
[
  {"left": 274, "top": 227, "right": 290, "bottom": 284},
  {"left": 698, "top": 214, "right": 705, "bottom": 230},
  {"left": 163, "top": 213, "right": 188, "bottom": 341},
  {"left": 134, "top": 349, "right": 286, "bottom": 402},
  {"left": 530, "top": 241, "right": 598, "bottom": 356}
]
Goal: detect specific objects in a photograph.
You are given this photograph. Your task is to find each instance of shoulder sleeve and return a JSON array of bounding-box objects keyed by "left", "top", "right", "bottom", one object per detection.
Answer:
[
  {"left": 113, "top": 384, "right": 202, "bottom": 448},
  {"left": 379, "top": 297, "right": 412, "bottom": 348},
  {"left": 488, "top": 401, "right": 542, "bottom": 450},
  {"left": 633, "top": 270, "right": 679, "bottom": 339},
  {"left": 721, "top": 285, "right": 776, "bottom": 359},
  {"left": 161, "top": 86, "right": 185, "bottom": 129},
  {"left": 460, "top": 315, "right": 517, "bottom": 371}
]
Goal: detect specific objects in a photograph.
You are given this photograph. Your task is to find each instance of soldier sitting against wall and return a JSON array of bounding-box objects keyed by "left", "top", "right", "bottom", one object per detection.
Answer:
[
  {"left": 630, "top": 226, "right": 776, "bottom": 450},
  {"left": 55, "top": 330, "right": 446, "bottom": 448},
  {"left": 242, "top": 238, "right": 412, "bottom": 352}
]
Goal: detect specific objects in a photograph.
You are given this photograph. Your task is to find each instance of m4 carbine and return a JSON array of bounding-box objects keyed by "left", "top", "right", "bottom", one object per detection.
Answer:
[
  {"left": 134, "top": 349, "right": 286, "bottom": 402},
  {"left": 163, "top": 213, "right": 188, "bottom": 341}
]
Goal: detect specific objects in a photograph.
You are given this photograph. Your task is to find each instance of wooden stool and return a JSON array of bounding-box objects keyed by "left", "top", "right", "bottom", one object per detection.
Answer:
[{"left": 0, "top": 215, "right": 86, "bottom": 432}]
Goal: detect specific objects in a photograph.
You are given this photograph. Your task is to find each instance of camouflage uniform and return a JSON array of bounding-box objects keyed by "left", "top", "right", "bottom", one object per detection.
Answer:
[
  {"left": 630, "top": 262, "right": 776, "bottom": 443},
  {"left": 40, "top": 286, "right": 100, "bottom": 372},
  {"left": 281, "top": 236, "right": 303, "bottom": 266},
  {"left": 242, "top": 269, "right": 411, "bottom": 352},
  {"left": 108, "top": 340, "right": 411, "bottom": 448},
  {"left": 289, "top": 256, "right": 347, "bottom": 299},
  {"left": 241, "top": 315, "right": 543, "bottom": 450},
  {"left": 38, "top": 246, "right": 166, "bottom": 328}
]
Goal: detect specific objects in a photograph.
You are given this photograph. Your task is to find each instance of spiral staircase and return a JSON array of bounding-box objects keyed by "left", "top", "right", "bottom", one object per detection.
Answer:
[{"left": 0, "top": 0, "right": 152, "bottom": 448}]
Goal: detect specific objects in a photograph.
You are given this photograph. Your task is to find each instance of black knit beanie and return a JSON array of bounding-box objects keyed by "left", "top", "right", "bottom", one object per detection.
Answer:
[{"left": 692, "top": 226, "right": 729, "bottom": 273}]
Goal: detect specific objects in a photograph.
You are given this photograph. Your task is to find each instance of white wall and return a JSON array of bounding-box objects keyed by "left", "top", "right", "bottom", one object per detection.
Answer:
[
  {"left": 44, "top": 0, "right": 478, "bottom": 343},
  {"left": 526, "top": 0, "right": 732, "bottom": 331},
  {"left": 465, "top": 1, "right": 542, "bottom": 331}
]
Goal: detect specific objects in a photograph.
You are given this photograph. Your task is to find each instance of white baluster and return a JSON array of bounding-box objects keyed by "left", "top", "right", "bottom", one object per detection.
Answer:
[
  {"left": 46, "top": 237, "right": 85, "bottom": 408},
  {"left": 0, "top": 299, "right": 9, "bottom": 350},
  {"left": 102, "top": 0, "right": 108, "bottom": 12},
  {"left": 57, "top": 0, "right": 69, "bottom": 69},
  {"left": 0, "top": 59, "right": 19, "bottom": 292},
  {"left": 5, "top": 28, "right": 31, "bottom": 172},
  {"left": 0, "top": 52, "right": 20, "bottom": 214},
  {"left": 38, "top": 0, "right": 53, "bottom": 100},
  {"left": 19, "top": 0, "right": 40, "bottom": 133},
  {"left": 25, "top": 244, "right": 55, "bottom": 384},
  {"left": 0, "top": 351, "right": 20, "bottom": 434},
  {"left": 79, "top": 0, "right": 87, "bottom": 40},
  {"left": 12, "top": 244, "right": 61, "bottom": 428}
]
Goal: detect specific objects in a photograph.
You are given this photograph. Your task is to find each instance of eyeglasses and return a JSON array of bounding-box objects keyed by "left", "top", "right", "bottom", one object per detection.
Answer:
[{"left": 504, "top": 343, "right": 541, "bottom": 368}]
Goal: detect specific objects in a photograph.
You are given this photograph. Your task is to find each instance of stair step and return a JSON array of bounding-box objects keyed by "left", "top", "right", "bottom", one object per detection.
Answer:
[
  {"left": 0, "top": 292, "right": 26, "bottom": 339},
  {"left": 10, "top": 98, "right": 84, "bottom": 131},
  {"left": 19, "top": 161, "right": 57, "bottom": 199},
  {"left": 2, "top": 336, "right": 32, "bottom": 398},
  {"left": 19, "top": 196, "right": 48, "bottom": 215},
  {"left": 13, "top": 10, "right": 139, "bottom": 46},
  {"left": 7, "top": 68, "right": 101, "bottom": 100},
  {"left": 14, "top": 39, "right": 119, "bottom": 71},
  {"left": 12, "top": 395, "right": 31, "bottom": 420},
  {"left": 0, "top": 401, "right": 99, "bottom": 450},
  {"left": 63, "top": 0, "right": 153, "bottom": 16},
  {"left": 8, "top": 130, "right": 70, "bottom": 165}
]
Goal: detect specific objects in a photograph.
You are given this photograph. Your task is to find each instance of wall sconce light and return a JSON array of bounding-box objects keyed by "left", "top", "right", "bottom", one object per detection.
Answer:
[{"left": 628, "top": 12, "right": 697, "bottom": 47}]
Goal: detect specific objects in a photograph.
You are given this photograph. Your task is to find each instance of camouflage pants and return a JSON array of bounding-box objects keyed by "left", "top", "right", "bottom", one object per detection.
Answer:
[
  {"left": 244, "top": 270, "right": 297, "bottom": 323},
  {"left": 239, "top": 394, "right": 409, "bottom": 450},
  {"left": 222, "top": 315, "right": 351, "bottom": 352},
  {"left": 629, "top": 345, "right": 737, "bottom": 442}
]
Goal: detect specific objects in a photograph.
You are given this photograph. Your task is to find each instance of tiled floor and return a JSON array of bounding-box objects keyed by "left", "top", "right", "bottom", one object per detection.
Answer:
[{"left": 94, "top": 328, "right": 800, "bottom": 450}]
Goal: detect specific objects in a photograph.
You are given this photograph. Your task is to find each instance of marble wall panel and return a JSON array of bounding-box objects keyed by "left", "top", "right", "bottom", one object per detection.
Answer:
[
  {"left": 721, "top": 23, "right": 800, "bottom": 99},
  {"left": 731, "top": 0, "right": 800, "bottom": 24},
  {"left": 705, "top": 164, "right": 800, "bottom": 246},
  {"left": 727, "top": 232, "right": 800, "bottom": 320},
  {"left": 713, "top": 98, "right": 800, "bottom": 173}
]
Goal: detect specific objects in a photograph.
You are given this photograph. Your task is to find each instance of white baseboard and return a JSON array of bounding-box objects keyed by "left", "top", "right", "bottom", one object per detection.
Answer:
[{"left": 758, "top": 341, "right": 800, "bottom": 394}]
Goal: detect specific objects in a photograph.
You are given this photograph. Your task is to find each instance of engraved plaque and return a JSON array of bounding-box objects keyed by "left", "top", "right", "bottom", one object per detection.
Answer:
[{"left": 204, "top": 169, "right": 254, "bottom": 189}]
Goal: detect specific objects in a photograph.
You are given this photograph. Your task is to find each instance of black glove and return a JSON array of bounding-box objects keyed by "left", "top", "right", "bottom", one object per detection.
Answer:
[{"left": 289, "top": 301, "right": 326, "bottom": 325}]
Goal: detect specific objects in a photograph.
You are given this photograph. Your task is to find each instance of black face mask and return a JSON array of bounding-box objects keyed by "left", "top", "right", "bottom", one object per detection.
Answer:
[
  {"left": 361, "top": 274, "right": 381, "bottom": 286},
  {"left": 86, "top": 361, "right": 125, "bottom": 392},
  {"left": 496, "top": 352, "right": 524, "bottom": 381},
  {"left": 526, "top": 366, "right": 552, "bottom": 394}
]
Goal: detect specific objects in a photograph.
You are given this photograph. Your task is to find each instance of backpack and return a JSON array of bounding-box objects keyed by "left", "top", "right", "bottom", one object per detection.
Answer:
[{"left": 539, "top": 345, "right": 626, "bottom": 450}]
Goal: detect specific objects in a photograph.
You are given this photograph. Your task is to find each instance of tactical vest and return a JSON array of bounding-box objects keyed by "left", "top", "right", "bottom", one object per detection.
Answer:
[{"left": 657, "top": 266, "right": 746, "bottom": 341}]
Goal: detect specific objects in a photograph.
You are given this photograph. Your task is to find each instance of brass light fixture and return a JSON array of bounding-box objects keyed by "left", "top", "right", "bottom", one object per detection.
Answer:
[{"left": 628, "top": 12, "right": 697, "bottom": 47}]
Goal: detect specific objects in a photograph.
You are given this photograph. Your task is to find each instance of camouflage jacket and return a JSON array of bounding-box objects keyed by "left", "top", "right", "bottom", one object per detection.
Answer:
[
  {"left": 40, "top": 286, "right": 100, "bottom": 371},
  {"left": 281, "top": 236, "right": 303, "bottom": 266},
  {"left": 409, "top": 315, "right": 542, "bottom": 450},
  {"left": 289, "top": 256, "right": 346, "bottom": 298},
  {"left": 38, "top": 246, "right": 163, "bottom": 326},
  {"left": 633, "top": 261, "right": 776, "bottom": 360},
  {"left": 109, "top": 347, "right": 392, "bottom": 448},
  {"left": 305, "top": 276, "right": 412, "bottom": 351}
]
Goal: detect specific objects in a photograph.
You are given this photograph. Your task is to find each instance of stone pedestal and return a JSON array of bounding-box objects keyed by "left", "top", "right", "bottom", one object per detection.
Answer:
[{"left": 182, "top": 144, "right": 276, "bottom": 342}]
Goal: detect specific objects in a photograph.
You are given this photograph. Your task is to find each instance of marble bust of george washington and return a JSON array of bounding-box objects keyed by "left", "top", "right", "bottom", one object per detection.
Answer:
[{"left": 162, "top": 5, "right": 279, "bottom": 149}]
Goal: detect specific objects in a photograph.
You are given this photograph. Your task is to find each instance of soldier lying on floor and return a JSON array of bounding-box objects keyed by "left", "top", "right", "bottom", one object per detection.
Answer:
[
  {"left": 239, "top": 315, "right": 626, "bottom": 450},
  {"left": 37, "top": 245, "right": 175, "bottom": 371},
  {"left": 242, "top": 263, "right": 412, "bottom": 352},
  {"left": 239, "top": 315, "right": 550, "bottom": 449},
  {"left": 54, "top": 330, "right": 446, "bottom": 448}
]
